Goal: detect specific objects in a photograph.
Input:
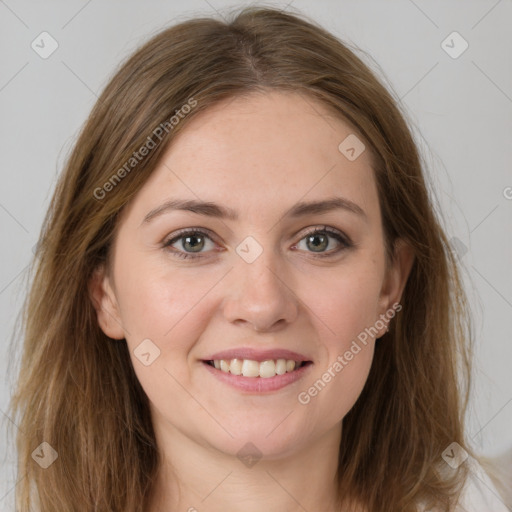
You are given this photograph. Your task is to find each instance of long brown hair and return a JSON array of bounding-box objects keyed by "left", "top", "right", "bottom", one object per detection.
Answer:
[{"left": 9, "top": 5, "right": 476, "bottom": 511}]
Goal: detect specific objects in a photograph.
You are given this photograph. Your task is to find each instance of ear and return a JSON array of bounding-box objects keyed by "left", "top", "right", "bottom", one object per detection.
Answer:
[
  {"left": 88, "top": 263, "right": 125, "bottom": 340},
  {"left": 376, "top": 238, "right": 415, "bottom": 336}
]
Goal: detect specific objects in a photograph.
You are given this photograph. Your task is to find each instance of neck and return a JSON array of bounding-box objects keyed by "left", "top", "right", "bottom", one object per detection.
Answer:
[{"left": 147, "top": 419, "right": 344, "bottom": 512}]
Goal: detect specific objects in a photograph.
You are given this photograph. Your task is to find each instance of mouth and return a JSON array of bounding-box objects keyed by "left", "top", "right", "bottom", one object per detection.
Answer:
[{"left": 204, "top": 358, "right": 313, "bottom": 378}]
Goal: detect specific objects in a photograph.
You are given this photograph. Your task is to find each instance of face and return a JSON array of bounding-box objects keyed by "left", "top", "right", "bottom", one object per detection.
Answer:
[{"left": 90, "top": 90, "right": 412, "bottom": 460}]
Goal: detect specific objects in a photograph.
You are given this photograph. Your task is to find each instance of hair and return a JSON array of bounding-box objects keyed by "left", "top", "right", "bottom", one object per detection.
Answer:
[{"left": 8, "top": 5, "right": 480, "bottom": 511}]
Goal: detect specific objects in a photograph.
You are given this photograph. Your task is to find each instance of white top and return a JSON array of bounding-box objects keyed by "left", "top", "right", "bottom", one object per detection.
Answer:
[
  {"left": 455, "top": 459, "right": 510, "bottom": 512},
  {"left": 416, "top": 458, "right": 510, "bottom": 511}
]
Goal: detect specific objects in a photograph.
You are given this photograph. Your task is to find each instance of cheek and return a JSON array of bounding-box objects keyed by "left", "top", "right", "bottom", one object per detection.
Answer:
[
  {"left": 295, "top": 259, "right": 382, "bottom": 420},
  {"left": 113, "top": 256, "right": 221, "bottom": 367},
  {"left": 113, "top": 264, "right": 219, "bottom": 415},
  {"left": 299, "top": 312, "right": 376, "bottom": 429},
  {"left": 305, "top": 258, "right": 383, "bottom": 343},
  {"left": 114, "top": 247, "right": 202, "bottom": 333},
  {"left": 315, "top": 345, "right": 375, "bottom": 427}
]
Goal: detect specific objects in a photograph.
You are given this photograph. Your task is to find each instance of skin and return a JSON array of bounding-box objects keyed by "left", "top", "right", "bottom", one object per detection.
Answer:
[{"left": 89, "top": 90, "right": 414, "bottom": 512}]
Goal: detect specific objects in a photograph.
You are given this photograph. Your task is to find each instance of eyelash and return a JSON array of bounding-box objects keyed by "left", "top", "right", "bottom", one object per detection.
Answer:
[{"left": 162, "top": 226, "right": 353, "bottom": 260}]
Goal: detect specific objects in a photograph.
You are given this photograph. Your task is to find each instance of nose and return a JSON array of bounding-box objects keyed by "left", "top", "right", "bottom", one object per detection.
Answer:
[{"left": 221, "top": 251, "right": 299, "bottom": 333}]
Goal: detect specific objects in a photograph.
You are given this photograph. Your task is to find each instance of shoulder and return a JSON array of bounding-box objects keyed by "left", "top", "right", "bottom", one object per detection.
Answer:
[
  {"left": 415, "top": 457, "right": 510, "bottom": 512},
  {"left": 455, "top": 458, "right": 510, "bottom": 512}
]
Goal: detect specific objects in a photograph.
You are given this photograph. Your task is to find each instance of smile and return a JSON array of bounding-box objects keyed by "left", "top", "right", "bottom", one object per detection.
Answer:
[
  {"left": 203, "top": 358, "right": 313, "bottom": 393},
  {"left": 206, "top": 358, "right": 311, "bottom": 378}
]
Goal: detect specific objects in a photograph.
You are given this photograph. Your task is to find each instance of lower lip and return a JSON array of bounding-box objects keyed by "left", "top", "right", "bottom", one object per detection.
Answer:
[{"left": 202, "top": 361, "right": 312, "bottom": 392}]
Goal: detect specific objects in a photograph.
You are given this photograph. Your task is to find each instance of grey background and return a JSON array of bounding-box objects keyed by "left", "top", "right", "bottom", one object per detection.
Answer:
[{"left": 1, "top": 0, "right": 511, "bottom": 507}]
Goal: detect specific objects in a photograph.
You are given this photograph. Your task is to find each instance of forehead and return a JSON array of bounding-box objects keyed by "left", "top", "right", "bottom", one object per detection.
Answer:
[{"left": 122, "top": 90, "right": 379, "bottom": 224}]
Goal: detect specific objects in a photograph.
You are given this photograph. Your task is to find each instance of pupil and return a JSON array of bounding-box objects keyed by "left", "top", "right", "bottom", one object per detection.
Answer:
[
  {"left": 308, "top": 234, "right": 327, "bottom": 252},
  {"left": 184, "top": 234, "right": 204, "bottom": 252}
]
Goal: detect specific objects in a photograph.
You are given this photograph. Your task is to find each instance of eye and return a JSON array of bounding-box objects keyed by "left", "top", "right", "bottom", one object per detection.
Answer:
[
  {"left": 163, "top": 228, "right": 217, "bottom": 260},
  {"left": 291, "top": 226, "right": 352, "bottom": 258},
  {"left": 163, "top": 225, "right": 352, "bottom": 260}
]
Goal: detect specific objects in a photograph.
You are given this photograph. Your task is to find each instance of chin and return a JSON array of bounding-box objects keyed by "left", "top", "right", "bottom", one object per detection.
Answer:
[{"left": 203, "top": 420, "right": 314, "bottom": 462}]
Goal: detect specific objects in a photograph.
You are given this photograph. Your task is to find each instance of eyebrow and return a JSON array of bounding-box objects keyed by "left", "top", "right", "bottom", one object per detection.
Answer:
[{"left": 142, "top": 196, "right": 367, "bottom": 225}]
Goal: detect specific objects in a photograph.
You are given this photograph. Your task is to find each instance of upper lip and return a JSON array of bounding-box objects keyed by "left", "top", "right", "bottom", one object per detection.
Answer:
[{"left": 205, "top": 347, "right": 312, "bottom": 363}]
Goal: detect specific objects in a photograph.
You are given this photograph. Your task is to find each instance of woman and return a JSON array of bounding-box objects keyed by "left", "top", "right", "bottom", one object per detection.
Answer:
[{"left": 8, "top": 6, "right": 509, "bottom": 511}]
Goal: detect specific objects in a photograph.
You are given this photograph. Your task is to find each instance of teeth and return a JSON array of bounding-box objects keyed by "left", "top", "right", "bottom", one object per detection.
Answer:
[
  {"left": 241, "top": 359, "right": 260, "bottom": 377},
  {"left": 275, "top": 358, "right": 287, "bottom": 375},
  {"left": 229, "top": 358, "right": 242, "bottom": 375},
  {"left": 259, "top": 360, "right": 276, "bottom": 378},
  {"left": 211, "top": 358, "right": 302, "bottom": 378}
]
